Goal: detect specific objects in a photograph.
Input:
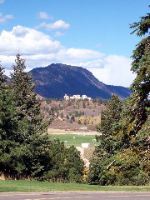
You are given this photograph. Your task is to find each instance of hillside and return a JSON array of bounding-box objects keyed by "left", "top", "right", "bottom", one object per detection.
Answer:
[
  {"left": 40, "top": 99, "right": 105, "bottom": 131},
  {"left": 30, "top": 63, "right": 131, "bottom": 100}
]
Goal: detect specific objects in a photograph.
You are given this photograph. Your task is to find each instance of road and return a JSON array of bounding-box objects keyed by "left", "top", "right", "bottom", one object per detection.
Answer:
[{"left": 0, "top": 192, "right": 150, "bottom": 200}]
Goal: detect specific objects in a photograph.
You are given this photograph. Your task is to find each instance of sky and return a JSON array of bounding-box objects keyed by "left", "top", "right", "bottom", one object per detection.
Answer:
[{"left": 0, "top": 0, "right": 149, "bottom": 86}]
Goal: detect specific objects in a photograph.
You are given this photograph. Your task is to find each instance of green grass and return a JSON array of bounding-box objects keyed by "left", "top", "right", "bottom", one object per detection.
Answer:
[
  {"left": 0, "top": 180, "right": 150, "bottom": 192},
  {"left": 49, "top": 134, "right": 97, "bottom": 147}
]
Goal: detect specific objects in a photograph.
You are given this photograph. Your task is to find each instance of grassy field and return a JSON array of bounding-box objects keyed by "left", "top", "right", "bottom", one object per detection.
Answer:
[
  {"left": 49, "top": 134, "right": 98, "bottom": 147},
  {"left": 0, "top": 180, "right": 150, "bottom": 192},
  {"left": 48, "top": 128, "right": 99, "bottom": 136}
]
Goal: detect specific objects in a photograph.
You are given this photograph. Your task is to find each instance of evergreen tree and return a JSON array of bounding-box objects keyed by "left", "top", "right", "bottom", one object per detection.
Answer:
[
  {"left": 10, "top": 54, "right": 49, "bottom": 178},
  {"left": 96, "top": 95, "right": 122, "bottom": 154},
  {"left": 123, "top": 11, "right": 150, "bottom": 183},
  {"left": 115, "top": 9, "right": 150, "bottom": 148},
  {"left": 89, "top": 8, "right": 150, "bottom": 185},
  {"left": 0, "top": 66, "right": 21, "bottom": 178},
  {"left": 0, "top": 56, "right": 84, "bottom": 182},
  {"left": 88, "top": 95, "right": 122, "bottom": 185},
  {"left": 64, "top": 146, "right": 84, "bottom": 182},
  {"left": 44, "top": 140, "right": 84, "bottom": 182},
  {"left": 11, "top": 54, "right": 46, "bottom": 132},
  {"left": 126, "top": 11, "right": 150, "bottom": 137}
]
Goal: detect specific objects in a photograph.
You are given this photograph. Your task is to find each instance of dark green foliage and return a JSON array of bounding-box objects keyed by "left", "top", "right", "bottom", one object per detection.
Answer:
[
  {"left": 96, "top": 95, "right": 122, "bottom": 154},
  {"left": 0, "top": 66, "right": 19, "bottom": 177},
  {"left": 8, "top": 54, "right": 49, "bottom": 178},
  {"left": 0, "top": 66, "right": 23, "bottom": 178},
  {"left": 128, "top": 8, "right": 150, "bottom": 137},
  {"left": 89, "top": 8, "right": 150, "bottom": 186},
  {"left": 64, "top": 146, "right": 84, "bottom": 182},
  {"left": 88, "top": 95, "right": 122, "bottom": 185},
  {"left": 0, "top": 67, "right": 21, "bottom": 178},
  {"left": 11, "top": 54, "right": 47, "bottom": 134},
  {"left": 116, "top": 8, "right": 150, "bottom": 185},
  {"left": 129, "top": 9, "right": 150, "bottom": 130},
  {"left": 0, "top": 55, "right": 84, "bottom": 182},
  {"left": 130, "top": 11, "right": 150, "bottom": 36},
  {"left": 43, "top": 140, "right": 84, "bottom": 182}
]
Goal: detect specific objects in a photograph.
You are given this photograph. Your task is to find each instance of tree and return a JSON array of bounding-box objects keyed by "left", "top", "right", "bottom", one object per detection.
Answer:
[
  {"left": 42, "top": 140, "right": 84, "bottom": 182},
  {"left": 64, "top": 146, "right": 84, "bottom": 182},
  {"left": 88, "top": 95, "right": 122, "bottom": 185},
  {"left": 0, "top": 55, "right": 84, "bottom": 182},
  {"left": 128, "top": 10, "right": 150, "bottom": 137},
  {"left": 11, "top": 54, "right": 46, "bottom": 132},
  {"left": 96, "top": 95, "right": 122, "bottom": 154},
  {"left": 10, "top": 54, "right": 49, "bottom": 179},
  {"left": 116, "top": 9, "right": 150, "bottom": 181},
  {"left": 0, "top": 66, "right": 21, "bottom": 178},
  {"left": 89, "top": 8, "right": 150, "bottom": 185},
  {"left": 128, "top": 16, "right": 150, "bottom": 181}
]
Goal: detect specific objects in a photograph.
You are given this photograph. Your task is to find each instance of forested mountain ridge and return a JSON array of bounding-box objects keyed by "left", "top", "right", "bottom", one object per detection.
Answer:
[{"left": 30, "top": 63, "right": 131, "bottom": 99}]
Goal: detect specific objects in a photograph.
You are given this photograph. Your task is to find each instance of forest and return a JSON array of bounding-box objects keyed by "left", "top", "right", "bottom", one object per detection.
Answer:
[{"left": 0, "top": 7, "right": 149, "bottom": 185}]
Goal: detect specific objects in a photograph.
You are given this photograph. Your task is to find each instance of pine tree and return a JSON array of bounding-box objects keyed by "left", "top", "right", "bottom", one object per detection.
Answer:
[
  {"left": 11, "top": 54, "right": 45, "bottom": 129},
  {"left": 10, "top": 54, "right": 49, "bottom": 178},
  {"left": 0, "top": 66, "right": 21, "bottom": 178},
  {"left": 42, "top": 139, "right": 84, "bottom": 182},
  {"left": 64, "top": 146, "right": 84, "bottom": 182},
  {"left": 105, "top": 9, "right": 150, "bottom": 185},
  {"left": 128, "top": 10, "right": 150, "bottom": 137},
  {"left": 88, "top": 95, "right": 122, "bottom": 185},
  {"left": 116, "top": 8, "right": 150, "bottom": 167},
  {"left": 96, "top": 95, "right": 122, "bottom": 154},
  {"left": 0, "top": 55, "right": 84, "bottom": 182},
  {"left": 88, "top": 7, "right": 150, "bottom": 186}
]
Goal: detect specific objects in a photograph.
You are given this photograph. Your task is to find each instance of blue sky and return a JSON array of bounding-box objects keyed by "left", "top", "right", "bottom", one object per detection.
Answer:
[{"left": 0, "top": 0, "right": 149, "bottom": 86}]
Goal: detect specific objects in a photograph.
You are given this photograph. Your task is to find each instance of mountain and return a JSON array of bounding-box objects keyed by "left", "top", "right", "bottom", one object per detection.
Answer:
[{"left": 30, "top": 63, "right": 131, "bottom": 99}]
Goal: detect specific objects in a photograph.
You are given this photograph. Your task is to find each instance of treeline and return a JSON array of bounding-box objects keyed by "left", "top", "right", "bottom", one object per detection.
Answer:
[
  {"left": 0, "top": 55, "right": 84, "bottom": 182},
  {"left": 88, "top": 10, "right": 150, "bottom": 185}
]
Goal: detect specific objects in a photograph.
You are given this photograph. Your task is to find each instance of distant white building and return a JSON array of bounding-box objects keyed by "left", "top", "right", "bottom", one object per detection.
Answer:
[
  {"left": 81, "top": 95, "right": 92, "bottom": 101},
  {"left": 64, "top": 94, "right": 92, "bottom": 101},
  {"left": 64, "top": 94, "right": 70, "bottom": 100},
  {"left": 72, "top": 95, "right": 81, "bottom": 100}
]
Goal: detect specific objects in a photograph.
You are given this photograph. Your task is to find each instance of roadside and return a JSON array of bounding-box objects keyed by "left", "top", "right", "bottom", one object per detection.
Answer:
[{"left": 0, "top": 180, "right": 150, "bottom": 192}]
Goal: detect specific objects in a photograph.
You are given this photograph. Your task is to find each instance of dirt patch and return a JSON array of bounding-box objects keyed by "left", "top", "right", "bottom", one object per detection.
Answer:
[{"left": 48, "top": 128, "right": 99, "bottom": 135}]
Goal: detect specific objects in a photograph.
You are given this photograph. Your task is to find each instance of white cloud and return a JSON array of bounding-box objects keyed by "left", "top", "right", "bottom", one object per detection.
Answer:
[
  {"left": 65, "top": 48, "right": 101, "bottom": 60},
  {"left": 84, "top": 56, "right": 135, "bottom": 87},
  {"left": 0, "top": 25, "right": 62, "bottom": 55},
  {"left": 0, "top": 25, "right": 135, "bottom": 86},
  {"left": 50, "top": 20, "right": 70, "bottom": 30},
  {"left": 55, "top": 31, "right": 64, "bottom": 37},
  {"left": 38, "top": 11, "right": 52, "bottom": 20},
  {"left": 0, "top": 0, "right": 5, "bottom": 4},
  {"left": 102, "top": 55, "right": 134, "bottom": 86},
  {"left": 37, "top": 20, "right": 70, "bottom": 31},
  {"left": 0, "top": 13, "right": 14, "bottom": 23}
]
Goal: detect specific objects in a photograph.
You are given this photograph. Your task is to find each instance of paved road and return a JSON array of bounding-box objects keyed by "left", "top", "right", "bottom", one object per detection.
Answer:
[{"left": 0, "top": 192, "right": 150, "bottom": 200}]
